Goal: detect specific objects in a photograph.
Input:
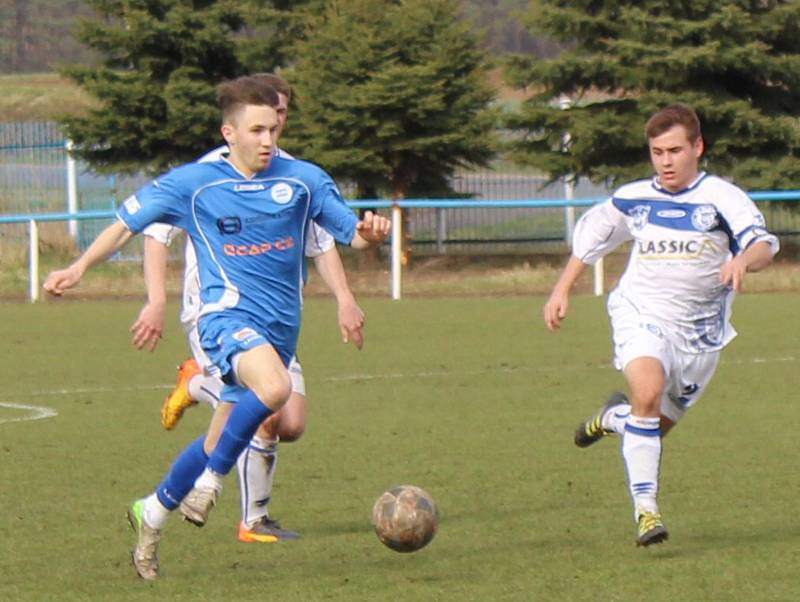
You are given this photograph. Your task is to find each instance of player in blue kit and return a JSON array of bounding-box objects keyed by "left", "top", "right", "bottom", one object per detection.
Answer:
[{"left": 43, "top": 76, "right": 391, "bottom": 580}]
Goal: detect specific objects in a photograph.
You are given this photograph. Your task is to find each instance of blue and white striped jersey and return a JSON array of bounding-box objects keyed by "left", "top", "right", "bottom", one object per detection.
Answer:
[
  {"left": 118, "top": 154, "right": 358, "bottom": 357},
  {"left": 572, "top": 172, "right": 779, "bottom": 352}
]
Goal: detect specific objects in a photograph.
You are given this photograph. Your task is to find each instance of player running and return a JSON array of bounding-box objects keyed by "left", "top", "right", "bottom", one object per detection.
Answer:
[
  {"left": 44, "top": 76, "right": 390, "bottom": 579},
  {"left": 543, "top": 103, "right": 778, "bottom": 546},
  {"left": 131, "top": 73, "right": 364, "bottom": 544}
]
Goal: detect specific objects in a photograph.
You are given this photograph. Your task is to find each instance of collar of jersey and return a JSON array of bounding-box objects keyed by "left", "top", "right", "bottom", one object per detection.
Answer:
[
  {"left": 218, "top": 146, "right": 284, "bottom": 180},
  {"left": 650, "top": 171, "right": 707, "bottom": 196}
]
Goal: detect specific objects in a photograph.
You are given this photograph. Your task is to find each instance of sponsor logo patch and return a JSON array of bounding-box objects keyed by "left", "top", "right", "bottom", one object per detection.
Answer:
[
  {"left": 656, "top": 209, "right": 686, "bottom": 218},
  {"left": 223, "top": 236, "right": 294, "bottom": 256},
  {"left": 232, "top": 327, "right": 259, "bottom": 342},
  {"left": 123, "top": 195, "right": 141, "bottom": 214},
  {"left": 217, "top": 216, "right": 242, "bottom": 235},
  {"left": 234, "top": 183, "right": 266, "bottom": 192}
]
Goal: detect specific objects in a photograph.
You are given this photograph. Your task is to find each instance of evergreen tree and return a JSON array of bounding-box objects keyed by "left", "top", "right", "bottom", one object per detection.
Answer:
[
  {"left": 59, "top": 0, "right": 283, "bottom": 174},
  {"left": 505, "top": 0, "right": 800, "bottom": 189},
  {"left": 285, "top": 0, "right": 498, "bottom": 200}
]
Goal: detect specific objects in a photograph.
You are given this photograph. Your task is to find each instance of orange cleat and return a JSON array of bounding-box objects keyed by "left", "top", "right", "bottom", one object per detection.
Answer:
[
  {"left": 160, "top": 358, "right": 201, "bottom": 430},
  {"left": 237, "top": 517, "right": 300, "bottom": 543}
]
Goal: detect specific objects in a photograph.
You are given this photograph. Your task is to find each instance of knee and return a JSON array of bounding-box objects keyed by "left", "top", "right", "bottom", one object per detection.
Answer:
[
  {"left": 630, "top": 386, "right": 663, "bottom": 414},
  {"left": 278, "top": 420, "right": 305, "bottom": 442},
  {"left": 250, "top": 372, "right": 292, "bottom": 411}
]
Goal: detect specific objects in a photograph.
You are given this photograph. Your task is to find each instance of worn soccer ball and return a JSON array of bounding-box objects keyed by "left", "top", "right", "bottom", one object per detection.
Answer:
[{"left": 371, "top": 485, "right": 439, "bottom": 552}]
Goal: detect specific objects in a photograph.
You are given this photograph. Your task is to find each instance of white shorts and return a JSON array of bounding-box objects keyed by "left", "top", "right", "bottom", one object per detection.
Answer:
[
  {"left": 186, "top": 320, "right": 306, "bottom": 396},
  {"left": 609, "top": 294, "right": 720, "bottom": 422}
]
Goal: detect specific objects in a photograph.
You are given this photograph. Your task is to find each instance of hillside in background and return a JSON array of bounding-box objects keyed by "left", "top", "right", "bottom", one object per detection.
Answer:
[{"left": 0, "top": 0, "right": 553, "bottom": 76}]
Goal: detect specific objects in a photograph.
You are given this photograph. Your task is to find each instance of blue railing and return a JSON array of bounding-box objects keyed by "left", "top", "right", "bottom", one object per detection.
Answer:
[{"left": 2, "top": 191, "right": 799, "bottom": 224}]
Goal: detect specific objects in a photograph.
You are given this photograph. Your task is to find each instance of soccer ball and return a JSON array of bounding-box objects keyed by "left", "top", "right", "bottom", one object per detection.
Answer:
[{"left": 371, "top": 485, "right": 439, "bottom": 552}]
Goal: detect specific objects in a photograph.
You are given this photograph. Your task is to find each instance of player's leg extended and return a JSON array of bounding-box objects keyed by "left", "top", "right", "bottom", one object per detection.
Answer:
[
  {"left": 623, "top": 356, "right": 669, "bottom": 547},
  {"left": 184, "top": 344, "right": 291, "bottom": 526},
  {"left": 236, "top": 359, "right": 306, "bottom": 542}
]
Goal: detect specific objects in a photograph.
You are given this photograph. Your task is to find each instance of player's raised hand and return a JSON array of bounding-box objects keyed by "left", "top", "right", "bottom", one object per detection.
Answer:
[
  {"left": 355, "top": 210, "right": 391, "bottom": 244},
  {"left": 43, "top": 264, "right": 83, "bottom": 296},
  {"left": 130, "top": 301, "right": 166, "bottom": 352}
]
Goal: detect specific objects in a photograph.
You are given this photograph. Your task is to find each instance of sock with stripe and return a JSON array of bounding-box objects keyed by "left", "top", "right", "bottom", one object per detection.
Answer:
[
  {"left": 621, "top": 414, "right": 662, "bottom": 518},
  {"left": 236, "top": 436, "right": 279, "bottom": 527},
  {"left": 188, "top": 374, "right": 224, "bottom": 409}
]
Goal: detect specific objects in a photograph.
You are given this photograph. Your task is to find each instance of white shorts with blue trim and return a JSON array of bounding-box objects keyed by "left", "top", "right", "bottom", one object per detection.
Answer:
[{"left": 609, "top": 292, "right": 720, "bottom": 423}]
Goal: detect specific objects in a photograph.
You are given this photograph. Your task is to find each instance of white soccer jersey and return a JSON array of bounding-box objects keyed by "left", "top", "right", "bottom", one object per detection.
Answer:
[
  {"left": 572, "top": 172, "right": 779, "bottom": 353},
  {"left": 142, "top": 146, "right": 336, "bottom": 331}
]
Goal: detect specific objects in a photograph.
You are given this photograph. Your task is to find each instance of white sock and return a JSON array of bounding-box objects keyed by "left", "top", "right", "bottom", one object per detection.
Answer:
[
  {"left": 622, "top": 415, "right": 662, "bottom": 519},
  {"left": 143, "top": 493, "right": 171, "bottom": 530},
  {"left": 188, "top": 374, "right": 223, "bottom": 409},
  {"left": 236, "top": 436, "right": 278, "bottom": 527},
  {"left": 602, "top": 403, "right": 631, "bottom": 434},
  {"left": 194, "top": 468, "right": 224, "bottom": 493}
]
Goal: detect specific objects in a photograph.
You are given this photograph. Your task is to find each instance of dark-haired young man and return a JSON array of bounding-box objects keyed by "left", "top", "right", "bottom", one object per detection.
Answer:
[
  {"left": 133, "top": 73, "right": 364, "bottom": 545},
  {"left": 44, "top": 76, "right": 390, "bottom": 579}
]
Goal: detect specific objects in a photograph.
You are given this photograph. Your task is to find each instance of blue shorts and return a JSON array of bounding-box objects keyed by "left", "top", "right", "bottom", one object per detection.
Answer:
[{"left": 199, "top": 314, "right": 293, "bottom": 403}]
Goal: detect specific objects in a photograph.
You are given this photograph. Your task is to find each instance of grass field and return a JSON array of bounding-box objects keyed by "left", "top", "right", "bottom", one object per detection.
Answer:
[{"left": 0, "top": 294, "right": 798, "bottom": 601}]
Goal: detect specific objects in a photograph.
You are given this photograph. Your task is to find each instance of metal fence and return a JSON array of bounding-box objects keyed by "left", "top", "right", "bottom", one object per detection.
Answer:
[{"left": 2, "top": 121, "right": 800, "bottom": 261}]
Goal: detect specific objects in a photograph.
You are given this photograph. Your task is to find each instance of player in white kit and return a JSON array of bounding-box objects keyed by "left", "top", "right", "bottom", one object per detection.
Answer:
[
  {"left": 131, "top": 74, "right": 365, "bottom": 544},
  {"left": 543, "top": 104, "right": 779, "bottom": 546}
]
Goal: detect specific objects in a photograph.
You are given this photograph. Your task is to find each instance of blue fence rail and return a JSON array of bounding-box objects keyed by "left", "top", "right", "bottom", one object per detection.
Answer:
[{"left": 2, "top": 193, "right": 799, "bottom": 302}]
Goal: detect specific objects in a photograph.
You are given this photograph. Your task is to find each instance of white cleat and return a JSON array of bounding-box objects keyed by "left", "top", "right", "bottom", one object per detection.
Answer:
[{"left": 179, "top": 485, "right": 220, "bottom": 527}]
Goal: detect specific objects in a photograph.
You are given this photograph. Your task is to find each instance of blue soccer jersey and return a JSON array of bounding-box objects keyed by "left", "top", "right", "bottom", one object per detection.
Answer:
[{"left": 117, "top": 155, "right": 358, "bottom": 367}]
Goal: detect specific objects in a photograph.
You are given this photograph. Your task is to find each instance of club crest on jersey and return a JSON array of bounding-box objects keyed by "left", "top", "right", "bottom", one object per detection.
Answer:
[
  {"left": 691, "top": 205, "right": 718, "bottom": 231},
  {"left": 629, "top": 205, "right": 651, "bottom": 230},
  {"left": 271, "top": 182, "right": 293, "bottom": 204}
]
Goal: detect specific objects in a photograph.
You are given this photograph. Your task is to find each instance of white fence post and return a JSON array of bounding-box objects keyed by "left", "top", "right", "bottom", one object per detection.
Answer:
[
  {"left": 391, "top": 204, "right": 402, "bottom": 300},
  {"left": 65, "top": 140, "right": 78, "bottom": 239},
  {"left": 29, "top": 219, "right": 39, "bottom": 303},
  {"left": 593, "top": 257, "right": 604, "bottom": 296},
  {"left": 564, "top": 178, "right": 575, "bottom": 244}
]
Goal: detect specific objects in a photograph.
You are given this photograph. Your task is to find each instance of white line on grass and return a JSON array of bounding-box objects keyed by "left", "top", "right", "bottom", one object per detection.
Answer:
[
  {"left": 7, "top": 355, "right": 796, "bottom": 396},
  {"left": 0, "top": 402, "right": 58, "bottom": 425}
]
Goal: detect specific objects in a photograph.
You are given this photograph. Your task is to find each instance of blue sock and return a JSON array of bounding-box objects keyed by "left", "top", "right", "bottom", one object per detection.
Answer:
[
  {"left": 207, "top": 390, "right": 273, "bottom": 476},
  {"left": 155, "top": 435, "right": 208, "bottom": 510}
]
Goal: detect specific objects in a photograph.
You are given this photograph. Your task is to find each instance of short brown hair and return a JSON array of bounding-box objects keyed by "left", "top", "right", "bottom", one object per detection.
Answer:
[
  {"left": 217, "top": 76, "right": 279, "bottom": 124},
  {"left": 253, "top": 73, "right": 292, "bottom": 102},
  {"left": 645, "top": 103, "right": 701, "bottom": 142}
]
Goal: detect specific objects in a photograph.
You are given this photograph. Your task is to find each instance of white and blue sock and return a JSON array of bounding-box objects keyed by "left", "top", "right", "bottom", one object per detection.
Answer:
[
  {"left": 188, "top": 374, "right": 223, "bottom": 410},
  {"left": 237, "top": 436, "right": 278, "bottom": 527},
  {"left": 622, "top": 415, "right": 662, "bottom": 518}
]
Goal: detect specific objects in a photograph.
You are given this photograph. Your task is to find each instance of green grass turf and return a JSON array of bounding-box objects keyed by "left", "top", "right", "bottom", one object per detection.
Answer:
[{"left": 0, "top": 294, "right": 797, "bottom": 601}]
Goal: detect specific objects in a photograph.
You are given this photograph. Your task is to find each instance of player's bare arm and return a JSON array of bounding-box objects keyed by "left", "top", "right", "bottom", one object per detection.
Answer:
[
  {"left": 351, "top": 210, "right": 391, "bottom": 248},
  {"left": 543, "top": 255, "right": 587, "bottom": 332},
  {"left": 43, "top": 220, "right": 134, "bottom": 296},
  {"left": 719, "top": 240, "right": 775, "bottom": 292},
  {"left": 313, "top": 247, "right": 365, "bottom": 349},
  {"left": 131, "top": 236, "right": 170, "bottom": 352}
]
